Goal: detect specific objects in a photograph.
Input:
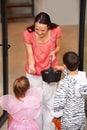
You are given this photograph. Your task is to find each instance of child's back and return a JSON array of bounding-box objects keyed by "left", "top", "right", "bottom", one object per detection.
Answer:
[
  {"left": 0, "top": 76, "right": 42, "bottom": 130},
  {"left": 52, "top": 52, "right": 87, "bottom": 130}
]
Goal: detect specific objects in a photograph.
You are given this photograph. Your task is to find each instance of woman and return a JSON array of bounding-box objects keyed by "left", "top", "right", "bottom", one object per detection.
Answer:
[{"left": 23, "top": 12, "right": 62, "bottom": 130}]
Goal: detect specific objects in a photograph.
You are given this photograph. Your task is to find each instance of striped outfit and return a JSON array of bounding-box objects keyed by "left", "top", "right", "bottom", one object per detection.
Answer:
[{"left": 52, "top": 71, "right": 87, "bottom": 130}]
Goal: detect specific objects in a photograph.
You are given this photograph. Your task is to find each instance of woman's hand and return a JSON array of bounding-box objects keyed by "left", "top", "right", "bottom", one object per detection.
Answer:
[
  {"left": 28, "top": 64, "right": 36, "bottom": 74},
  {"left": 49, "top": 51, "right": 56, "bottom": 61}
]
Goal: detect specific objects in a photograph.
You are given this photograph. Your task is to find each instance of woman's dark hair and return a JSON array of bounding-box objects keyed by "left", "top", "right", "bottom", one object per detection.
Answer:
[
  {"left": 27, "top": 12, "right": 58, "bottom": 32},
  {"left": 63, "top": 51, "right": 80, "bottom": 71},
  {"left": 13, "top": 76, "right": 30, "bottom": 99}
]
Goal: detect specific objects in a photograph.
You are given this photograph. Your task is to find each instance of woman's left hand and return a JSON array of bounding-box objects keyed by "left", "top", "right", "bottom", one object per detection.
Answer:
[{"left": 49, "top": 51, "right": 55, "bottom": 61}]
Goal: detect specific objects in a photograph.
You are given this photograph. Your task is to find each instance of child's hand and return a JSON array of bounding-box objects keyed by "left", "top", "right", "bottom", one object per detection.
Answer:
[{"left": 54, "top": 65, "right": 65, "bottom": 71}]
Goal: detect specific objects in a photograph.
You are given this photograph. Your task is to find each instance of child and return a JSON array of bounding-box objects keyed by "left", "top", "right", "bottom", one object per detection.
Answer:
[
  {"left": 0, "top": 76, "right": 42, "bottom": 130},
  {"left": 52, "top": 51, "right": 87, "bottom": 130}
]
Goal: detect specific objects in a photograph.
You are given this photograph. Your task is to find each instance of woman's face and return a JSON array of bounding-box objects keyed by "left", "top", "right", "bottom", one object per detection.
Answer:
[{"left": 35, "top": 22, "right": 49, "bottom": 38}]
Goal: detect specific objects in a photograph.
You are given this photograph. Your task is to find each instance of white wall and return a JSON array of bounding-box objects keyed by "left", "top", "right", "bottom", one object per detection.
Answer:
[{"left": 35, "top": 0, "right": 80, "bottom": 25}]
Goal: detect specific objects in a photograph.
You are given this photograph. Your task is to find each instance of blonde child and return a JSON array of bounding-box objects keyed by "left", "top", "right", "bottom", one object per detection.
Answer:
[{"left": 0, "top": 76, "right": 42, "bottom": 130}]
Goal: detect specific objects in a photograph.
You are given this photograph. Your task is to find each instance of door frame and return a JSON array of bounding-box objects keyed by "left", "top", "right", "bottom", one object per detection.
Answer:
[
  {"left": 0, "top": 0, "right": 86, "bottom": 128},
  {"left": 79, "top": 0, "right": 86, "bottom": 70},
  {"left": 0, "top": 0, "right": 8, "bottom": 127}
]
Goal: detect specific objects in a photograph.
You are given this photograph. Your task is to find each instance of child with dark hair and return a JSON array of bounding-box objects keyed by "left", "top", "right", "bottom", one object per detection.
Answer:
[
  {"left": 0, "top": 76, "right": 42, "bottom": 130},
  {"left": 52, "top": 51, "right": 87, "bottom": 130}
]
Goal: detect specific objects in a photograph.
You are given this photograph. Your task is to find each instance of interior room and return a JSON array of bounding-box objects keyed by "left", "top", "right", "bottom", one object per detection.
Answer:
[{"left": 0, "top": 0, "right": 87, "bottom": 129}]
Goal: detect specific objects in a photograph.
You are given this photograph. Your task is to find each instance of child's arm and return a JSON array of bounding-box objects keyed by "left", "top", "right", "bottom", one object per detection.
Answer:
[
  {"left": 54, "top": 65, "right": 68, "bottom": 76},
  {"left": 51, "top": 109, "right": 63, "bottom": 118},
  {"left": 8, "top": 114, "right": 13, "bottom": 128},
  {"left": 79, "top": 83, "right": 87, "bottom": 96},
  {"left": 54, "top": 65, "right": 65, "bottom": 71}
]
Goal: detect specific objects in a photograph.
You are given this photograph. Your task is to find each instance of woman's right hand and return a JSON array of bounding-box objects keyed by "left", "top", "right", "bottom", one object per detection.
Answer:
[
  {"left": 28, "top": 64, "right": 36, "bottom": 74},
  {"left": 24, "top": 43, "right": 36, "bottom": 74}
]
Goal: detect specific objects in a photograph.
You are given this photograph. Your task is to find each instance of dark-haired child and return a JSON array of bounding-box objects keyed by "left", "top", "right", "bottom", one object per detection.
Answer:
[{"left": 52, "top": 51, "right": 87, "bottom": 130}]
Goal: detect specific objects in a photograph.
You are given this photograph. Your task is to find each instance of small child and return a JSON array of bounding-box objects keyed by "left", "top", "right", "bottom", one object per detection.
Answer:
[
  {"left": 0, "top": 76, "right": 42, "bottom": 130},
  {"left": 52, "top": 51, "right": 87, "bottom": 130}
]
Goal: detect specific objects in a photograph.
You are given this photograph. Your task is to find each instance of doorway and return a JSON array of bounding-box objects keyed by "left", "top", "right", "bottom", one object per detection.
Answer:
[
  {"left": 0, "top": 0, "right": 87, "bottom": 128},
  {"left": 0, "top": 0, "right": 8, "bottom": 127},
  {"left": 84, "top": 0, "right": 87, "bottom": 73}
]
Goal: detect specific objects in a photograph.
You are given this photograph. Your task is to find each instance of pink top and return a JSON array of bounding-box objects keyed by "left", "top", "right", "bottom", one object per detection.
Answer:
[
  {"left": 23, "top": 26, "right": 62, "bottom": 76},
  {"left": 0, "top": 87, "right": 42, "bottom": 123}
]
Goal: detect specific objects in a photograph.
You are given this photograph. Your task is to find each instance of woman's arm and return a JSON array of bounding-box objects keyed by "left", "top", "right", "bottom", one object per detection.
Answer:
[
  {"left": 24, "top": 42, "right": 36, "bottom": 74},
  {"left": 50, "top": 37, "right": 61, "bottom": 61},
  {"left": 54, "top": 37, "right": 61, "bottom": 54}
]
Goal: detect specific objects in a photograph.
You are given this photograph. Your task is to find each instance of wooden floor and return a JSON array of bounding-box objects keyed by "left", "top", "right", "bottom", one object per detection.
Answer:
[
  {"left": 0, "top": 22, "right": 87, "bottom": 129},
  {"left": 0, "top": 23, "right": 79, "bottom": 93}
]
